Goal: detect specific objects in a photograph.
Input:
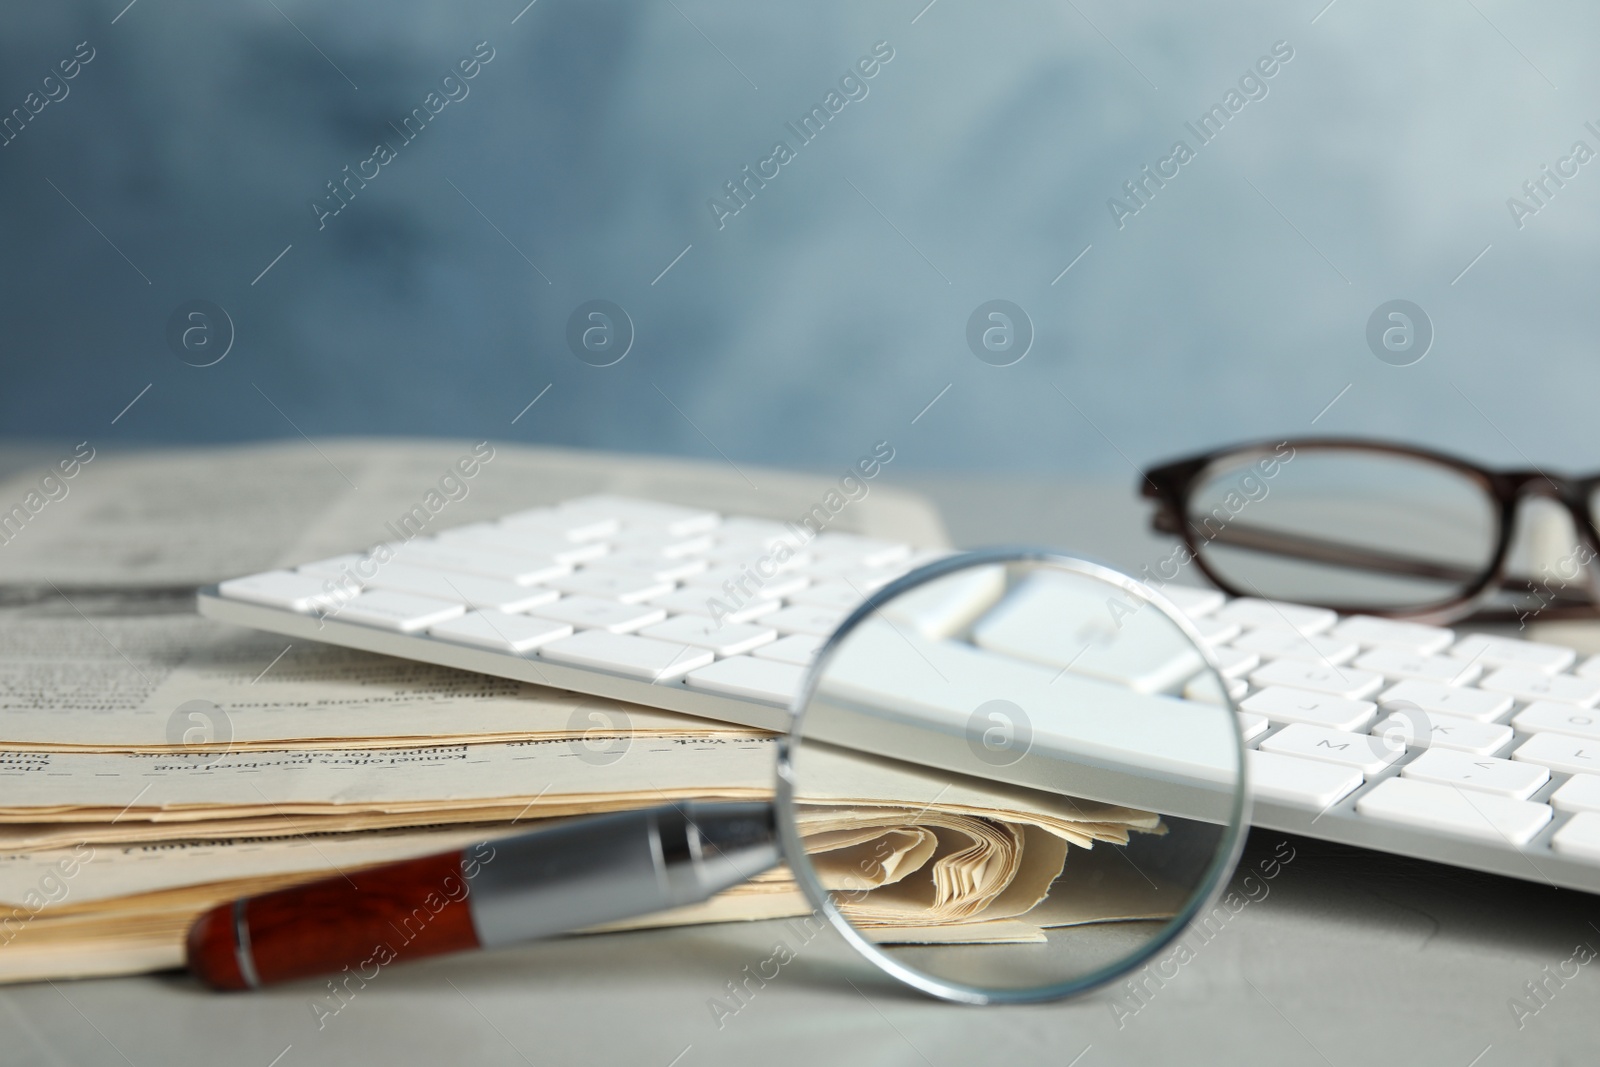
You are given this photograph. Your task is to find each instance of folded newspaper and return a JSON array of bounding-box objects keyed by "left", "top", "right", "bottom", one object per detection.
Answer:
[
  {"left": 0, "top": 736, "right": 1169, "bottom": 981},
  {"left": 0, "top": 440, "right": 1177, "bottom": 983}
]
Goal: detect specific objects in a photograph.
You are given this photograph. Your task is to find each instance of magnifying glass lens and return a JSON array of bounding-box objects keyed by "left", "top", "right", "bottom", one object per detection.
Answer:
[{"left": 777, "top": 555, "right": 1248, "bottom": 1003}]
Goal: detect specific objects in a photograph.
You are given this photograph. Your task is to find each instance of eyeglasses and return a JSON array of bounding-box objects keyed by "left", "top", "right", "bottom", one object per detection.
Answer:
[{"left": 1139, "top": 438, "right": 1600, "bottom": 625}]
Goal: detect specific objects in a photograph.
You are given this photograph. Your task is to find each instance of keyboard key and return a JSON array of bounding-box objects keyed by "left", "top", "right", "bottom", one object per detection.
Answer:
[
  {"left": 389, "top": 542, "right": 570, "bottom": 585},
  {"left": 557, "top": 494, "right": 720, "bottom": 536},
  {"left": 1353, "top": 647, "right": 1482, "bottom": 686},
  {"left": 1238, "top": 712, "right": 1268, "bottom": 742},
  {"left": 554, "top": 515, "right": 627, "bottom": 541},
  {"left": 972, "top": 573, "right": 1204, "bottom": 694},
  {"left": 428, "top": 611, "right": 572, "bottom": 652},
  {"left": 607, "top": 520, "right": 720, "bottom": 546},
  {"left": 1449, "top": 635, "right": 1575, "bottom": 674},
  {"left": 538, "top": 630, "right": 713, "bottom": 681},
  {"left": 648, "top": 588, "right": 782, "bottom": 624},
  {"left": 1376, "top": 680, "right": 1512, "bottom": 723},
  {"left": 432, "top": 521, "right": 499, "bottom": 541},
  {"left": 1356, "top": 777, "right": 1551, "bottom": 845},
  {"left": 820, "top": 619, "right": 1246, "bottom": 788},
  {"left": 218, "top": 571, "right": 352, "bottom": 614},
  {"left": 502, "top": 510, "right": 621, "bottom": 542},
  {"left": 592, "top": 551, "right": 709, "bottom": 582},
  {"left": 295, "top": 553, "right": 376, "bottom": 582},
  {"left": 1328, "top": 616, "right": 1454, "bottom": 654},
  {"left": 1402, "top": 747, "right": 1548, "bottom": 799},
  {"left": 1551, "top": 812, "right": 1600, "bottom": 861},
  {"left": 546, "top": 568, "right": 675, "bottom": 605},
  {"left": 360, "top": 564, "right": 559, "bottom": 612},
  {"left": 336, "top": 590, "right": 466, "bottom": 633},
  {"left": 752, "top": 633, "right": 825, "bottom": 666},
  {"left": 1231, "top": 628, "right": 1358, "bottom": 665},
  {"left": 529, "top": 596, "right": 666, "bottom": 634},
  {"left": 687, "top": 566, "right": 810, "bottom": 599},
  {"left": 1192, "top": 617, "right": 1243, "bottom": 646},
  {"left": 639, "top": 616, "right": 777, "bottom": 657},
  {"left": 1577, "top": 655, "right": 1600, "bottom": 681},
  {"left": 1259, "top": 723, "right": 1402, "bottom": 774},
  {"left": 439, "top": 525, "right": 609, "bottom": 565},
  {"left": 685, "top": 656, "right": 806, "bottom": 705},
  {"left": 786, "top": 582, "right": 870, "bottom": 611},
  {"left": 763, "top": 605, "right": 848, "bottom": 638},
  {"left": 1248, "top": 660, "right": 1384, "bottom": 700},
  {"left": 1240, "top": 687, "right": 1377, "bottom": 731},
  {"left": 1185, "top": 673, "right": 1247, "bottom": 705},
  {"left": 704, "top": 541, "right": 810, "bottom": 570},
  {"left": 1512, "top": 733, "right": 1600, "bottom": 777},
  {"left": 1212, "top": 647, "right": 1260, "bottom": 679},
  {"left": 879, "top": 564, "right": 1006, "bottom": 639},
  {"left": 1247, "top": 750, "right": 1363, "bottom": 808},
  {"left": 610, "top": 531, "right": 716, "bottom": 558},
  {"left": 1478, "top": 667, "right": 1600, "bottom": 707},
  {"left": 1550, "top": 774, "right": 1600, "bottom": 814},
  {"left": 1370, "top": 710, "right": 1511, "bottom": 756},
  {"left": 1512, "top": 701, "right": 1600, "bottom": 742},
  {"left": 500, "top": 507, "right": 620, "bottom": 541},
  {"left": 1157, "top": 585, "right": 1226, "bottom": 618},
  {"left": 1214, "top": 598, "right": 1338, "bottom": 636}
]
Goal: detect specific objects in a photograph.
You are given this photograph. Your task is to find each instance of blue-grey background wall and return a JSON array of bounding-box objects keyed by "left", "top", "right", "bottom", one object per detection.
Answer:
[{"left": 2, "top": 1, "right": 1595, "bottom": 476}]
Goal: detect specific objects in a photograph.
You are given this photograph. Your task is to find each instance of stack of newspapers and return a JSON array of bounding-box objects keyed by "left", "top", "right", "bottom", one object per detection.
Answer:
[{"left": 0, "top": 441, "right": 1177, "bottom": 982}]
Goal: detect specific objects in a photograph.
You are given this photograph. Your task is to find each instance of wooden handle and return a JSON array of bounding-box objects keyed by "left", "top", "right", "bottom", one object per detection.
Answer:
[{"left": 186, "top": 850, "right": 481, "bottom": 990}]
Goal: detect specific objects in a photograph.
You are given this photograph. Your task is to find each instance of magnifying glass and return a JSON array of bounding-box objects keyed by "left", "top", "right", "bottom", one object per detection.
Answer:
[{"left": 187, "top": 551, "right": 1249, "bottom": 1004}]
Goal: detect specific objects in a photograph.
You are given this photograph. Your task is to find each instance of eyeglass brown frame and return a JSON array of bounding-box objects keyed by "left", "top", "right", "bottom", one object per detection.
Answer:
[{"left": 1139, "top": 438, "right": 1600, "bottom": 625}]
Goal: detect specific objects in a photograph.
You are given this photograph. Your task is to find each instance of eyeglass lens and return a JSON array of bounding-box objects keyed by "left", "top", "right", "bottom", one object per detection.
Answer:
[{"left": 1185, "top": 448, "right": 1499, "bottom": 612}]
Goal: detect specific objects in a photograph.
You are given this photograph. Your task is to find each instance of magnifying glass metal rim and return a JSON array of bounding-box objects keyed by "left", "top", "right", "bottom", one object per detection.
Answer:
[{"left": 774, "top": 547, "right": 1252, "bottom": 1006}]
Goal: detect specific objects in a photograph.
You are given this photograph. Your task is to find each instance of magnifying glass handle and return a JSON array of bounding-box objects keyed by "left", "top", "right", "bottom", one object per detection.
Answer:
[{"left": 186, "top": 801, "right": 779, "bottom": 990}]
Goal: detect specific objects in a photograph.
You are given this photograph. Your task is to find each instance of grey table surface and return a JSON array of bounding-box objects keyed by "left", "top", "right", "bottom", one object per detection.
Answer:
[{"left": 4, "top": 466, "right": 1599, "bottom": 1067}]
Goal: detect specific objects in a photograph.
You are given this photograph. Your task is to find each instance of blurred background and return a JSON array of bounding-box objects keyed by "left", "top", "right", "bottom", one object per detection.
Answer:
[{"left": 1, "top": 0, "right": 1594, "bottom": 478}]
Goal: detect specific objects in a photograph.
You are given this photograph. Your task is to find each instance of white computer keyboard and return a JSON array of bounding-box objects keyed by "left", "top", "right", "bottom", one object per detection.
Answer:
[{"left": 199, "top": 494, "right": 1600, "bottom": 894}]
